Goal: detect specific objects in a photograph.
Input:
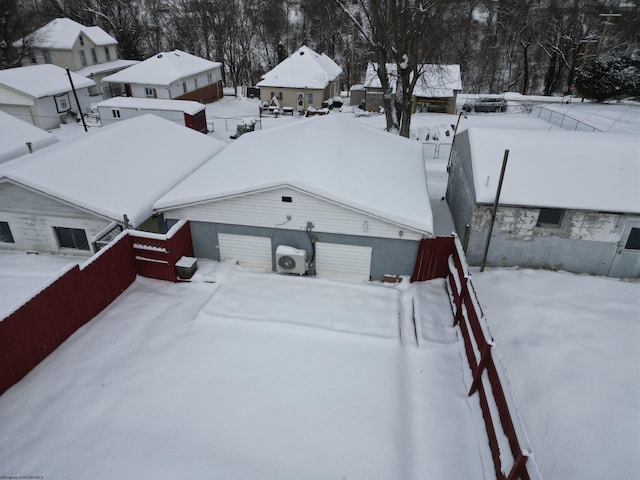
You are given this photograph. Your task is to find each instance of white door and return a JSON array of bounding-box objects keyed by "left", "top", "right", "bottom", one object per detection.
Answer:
[
  {"left": 315, "top": 242, "right": 372, "bottom": 282},
  {"left": 609, "top": 219, "right": 640, "bottom": 278},
  {"left": 218, "top": 233, "right": 272, "bottom": 271}
]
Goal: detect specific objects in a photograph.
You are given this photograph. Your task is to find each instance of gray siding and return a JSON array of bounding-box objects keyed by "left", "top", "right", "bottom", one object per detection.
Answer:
[
  {"left": 172, "top": 220, "right": 419, "bottom": 281},
  {"left": 446, "top": 132, "right": 475, "bottom": 248}
]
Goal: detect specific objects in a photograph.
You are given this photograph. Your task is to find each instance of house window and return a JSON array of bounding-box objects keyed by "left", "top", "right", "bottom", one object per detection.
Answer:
[
  {"left": 111, "top": 109, "right": 121, "bottom": 118},
  {"left": 145, "top": 87, "right": 155, "bottom": 97},
  {"left": 183, "top": 82, "right": 187, "bottom": 94},
  {"left": 42, "top": 50, "right": 52, "bottom": 64},
  {"left": 624, "top": 228, "right": 640, "bottom": 250},
  {"left": 30, "top": 52, "right": 37, "bottom": 64},
  {"left": 281, "top": 196, "right": 292, "bottom": 203},
  {"left": 194, "top": 77, "right": 198, "bottom": 89},
  {"left": 79, "top": 34, "right": 84, "bottom": 46},
  {"left": 207, "top": 72, "right": 213, "bottom": 84},
  {"left": 105, "top": 46, "right": 111, "bottom": 61},
  {"left": 79, "top": 50, "right": 87, "bottom": 66},
  {"left": 307, "top": 92, "right": 313, "bottom": 106},
  {"left": 53, "top": 227, "right": 89, "bottom": 250},
  {"left": 0, "top": 222, "right": 14, "bottom": 243},
  {"left": 536, "top": 208, "right": 564, "bottom": 227},
  {"left": 91, "top": 47, "right": 98, "bottom": 64}
]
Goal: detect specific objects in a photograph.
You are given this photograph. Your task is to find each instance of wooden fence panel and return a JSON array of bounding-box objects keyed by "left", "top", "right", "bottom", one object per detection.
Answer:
[{"left": 411, "top": 237, "right": 455, "bottom": 282}]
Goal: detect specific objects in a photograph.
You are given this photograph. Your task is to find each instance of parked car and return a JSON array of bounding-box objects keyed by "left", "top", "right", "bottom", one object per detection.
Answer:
[{"left": 462, "top": 97, "right": 508, "bottom": 113}]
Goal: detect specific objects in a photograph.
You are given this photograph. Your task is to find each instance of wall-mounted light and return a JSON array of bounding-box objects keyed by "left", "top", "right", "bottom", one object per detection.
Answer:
[{"left": 363, "top": 221, "right": 368, "bottom": 232}]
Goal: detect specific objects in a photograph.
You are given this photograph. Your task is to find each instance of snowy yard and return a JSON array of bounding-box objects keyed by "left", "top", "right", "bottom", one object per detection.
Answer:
[
  {"left": 0, "top": 262, "right": 489, "bottom": 480},
  {"left": 472, "top": 268, "right": 640, "bottom": 480}
]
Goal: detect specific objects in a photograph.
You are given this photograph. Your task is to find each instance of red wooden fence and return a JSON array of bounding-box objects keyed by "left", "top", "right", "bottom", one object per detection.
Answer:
[
  {"left": 0, "top": 220, "right": 195, "bottom": 395},
  {"left": 412, "top": 236, "right": 533, "bottom": 480}
]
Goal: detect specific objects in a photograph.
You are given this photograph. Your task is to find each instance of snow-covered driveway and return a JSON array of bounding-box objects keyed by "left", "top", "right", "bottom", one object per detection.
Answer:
[{"left": 0, "top": 262, "right": 487, "bottom": 480}]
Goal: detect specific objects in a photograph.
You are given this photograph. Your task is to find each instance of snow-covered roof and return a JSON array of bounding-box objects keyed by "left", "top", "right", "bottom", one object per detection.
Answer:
[
  {"left": 0, "top": 115, "right": 227, "bottom": 227},
  {"left": 75, "top": 59, "right": 139, "bottom": 78},
  {"left": 256, "top": 46, "right": 342, "bottom": 89},
  {"left": 155, "top": 115, "right": 433, "bottom": 235},
  {"left": 462, "top": 127, "right": 640, "bottom": 213},
  {"left": 0, "top": 64, "right": 95, "bottom": 98},
  {"left": 0, "top": 111, "right": 59, "bottom": 163},
  {"left": 102, "top": 50, "right": 222, "bottom": 86},
  {"left": 364, "top": 63, "right": 462, "bottom": 98},
  {"left": 96, "top": 97, "right": 205, "bottom": 116},
  {"left": 16, "top": 18, "right": 116, "bottom": 49}
]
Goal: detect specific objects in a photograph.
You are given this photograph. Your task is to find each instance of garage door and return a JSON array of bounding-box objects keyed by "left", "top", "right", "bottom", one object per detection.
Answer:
[
  {"left": 315, "top": 242, "right": 372, "bottom": 282},
  {"left": 218, "top": 233, "right": 272, "bottom": 270},
  {"left": 0, "top": 105, "right": 33, "bottom": 125}
]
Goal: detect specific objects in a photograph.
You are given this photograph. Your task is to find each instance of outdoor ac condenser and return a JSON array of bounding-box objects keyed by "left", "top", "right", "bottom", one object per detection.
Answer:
[{"left": 275, "top": 245, "right": 308, "bottom": 275}]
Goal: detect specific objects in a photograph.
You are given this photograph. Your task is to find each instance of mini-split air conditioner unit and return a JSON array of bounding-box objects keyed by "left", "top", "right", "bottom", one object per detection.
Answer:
[{"left": 276, "top": 245, "right": 308, "bottom": 275}]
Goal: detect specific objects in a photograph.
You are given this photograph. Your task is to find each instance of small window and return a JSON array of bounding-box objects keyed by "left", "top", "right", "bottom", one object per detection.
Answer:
[
  {"left": 54, "top": 227, "right": 89, "bottom": 250},
  {"left": 145, "top": 87, "right": 155, "bottom": 97},
  {"left": 536, "top": 208, "right": 564, "bottom": 227},
  {"left": 307, "top": 92, "right": 313, "bottom": 105},
  {"left": 278, "top": 92, "right": 283, "bottom": 101},
  {"left": 79, "top": 50, "right": 87, "bottom": 66},
  {"left": 624, "top": 228, "right": 640, "bottom": 250},
  {"left": 111, "top": 109, "right": 120, "bottom": 118},
  {"left": 105, "top": 46, "right": 111, "bottom": 61},
  {"left": 79, "top": 34, "right": 84, "bottom": 46},
  {"left": 0, "top": 221, "right": 15, "bottom": 243},
  {"left": 30, "top": 52, "right": 37, "bottom": 64},
  {"left": 207, "top": 72, "right": 213, "bottom": 84},
  {"left": 194, "top": 77, "right": 198, "bottom": 89},
  {"left": 183, "top": 82, "right": 187, "bottom": 94},
  {"left": 91, "top": 47, "right": 98, "bottom": 64},
  {"left": 281, "top": 196, "right": 292, "bottom": 203},
  {"left": 42, "top": 50, "right": 51, "bottom": 64}
]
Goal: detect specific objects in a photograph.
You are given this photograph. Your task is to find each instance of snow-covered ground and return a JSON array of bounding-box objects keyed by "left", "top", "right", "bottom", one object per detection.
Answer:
[
  {"left": 472, "top": 268, "right": 640, "bottom": 480},
  {"left": 0, "top": 262, "right": 490, "bottom": 480}
]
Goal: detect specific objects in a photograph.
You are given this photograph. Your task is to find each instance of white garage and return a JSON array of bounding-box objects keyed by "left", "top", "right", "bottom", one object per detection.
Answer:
[
  {"left": 218, "top": 233, "right": 272, "bottom": 271},
  {"left": 315, "top": 242, "right": 372, "bottom": 282}
]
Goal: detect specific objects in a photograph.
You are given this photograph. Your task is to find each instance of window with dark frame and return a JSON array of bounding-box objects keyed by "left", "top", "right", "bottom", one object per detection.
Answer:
[
  {"left": 91, "top": 47, "right": 98, "bottom": 64},
  {"left": 536, "top": 208, "right": 564, "bottom": 227},
  {"left": 0, "top": 222, "right": 14, "bottom": 243},
  {"left": 281, "top": 196, "right": 292, "bottom": 203},
  {"left": 105, "top": 46, "right": 111, "bottom": 61},
  {"left": 79, "top": 50, "right": 87, "bottom": 66},
  {"left": 53, "top": 227, "right": 90, "bottom": 250},
  {"left": 42, "top": 50, "right": 51, "bottom": 64},
  {"left": 111, "top": 109, "right": 120, "bottom": 118},
  {"left": 624, "top": 228, "right": 640, "bottom": 250}
]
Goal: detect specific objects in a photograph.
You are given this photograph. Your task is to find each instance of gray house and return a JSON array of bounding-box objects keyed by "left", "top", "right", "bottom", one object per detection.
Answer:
[
  {"left": 446, "top": 127, "right": 640, "bottom": 278},
  {"left": 155, "top": 115, "right": 433, "bottom": 282},
  {"left": 0, "top": 115, "right": 226, "bottom": 255}
]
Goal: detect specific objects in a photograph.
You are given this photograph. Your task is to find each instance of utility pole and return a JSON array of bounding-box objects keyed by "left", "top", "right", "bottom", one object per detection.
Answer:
[
  {"left": 66, "top": 67, "right": 88, "bottom": 133},
  {"left": 480, "top": 150, "right": 509, "bottom": 272}
]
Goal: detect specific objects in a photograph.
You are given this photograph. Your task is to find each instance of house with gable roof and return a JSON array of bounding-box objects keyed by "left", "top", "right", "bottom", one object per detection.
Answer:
[
  {"left": 154, "top": 115, "right": 433, "bottom": 282},
  {"left": 364, "top": 63, "right": 462, "bottom": 114},
  {"left": 0, "top": 64, "right": 95, "bottom": 129},
  {"left": 256, "top": 46, "right": 342, "bottom": 112},
  {"left": 0, "top": 115, "right": 226, "bottom": 255},
  {"left": 15, "top": 18, "right": 138, "bottom": 95},
  {"left": 446, "top": 127, "right": 640, "bottom": 278},
  {"left": 101, "top": 50, "right": 223, "bottom": 104}
]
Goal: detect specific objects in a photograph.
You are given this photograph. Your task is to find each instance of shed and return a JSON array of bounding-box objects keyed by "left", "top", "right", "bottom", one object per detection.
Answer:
[
  {"left": 0, "top": 115, "right": 226, "bottom": 255},
  {"left": 96, "top": 97, "right": 207, "bottom": 133},
  {"left": 446, "top": 127, "right": 640, "bottom": 278},
  {"left": 364, "top": 63, "right": 462, "bottom": 114},
  {"left": 0, "top": 111, "right": 59, "bottom": 164},
  {"left": 101, "top": 50, "right": 223, "bottom": 103},
  {"left": 154, "top": 115, "right": 433, "bottom": 281},
  {"left": 256, "top": 46, "right": 342, "bottom": 112},
  {"left": 0, "top": 64, "right": 95, "bottom": 130}
]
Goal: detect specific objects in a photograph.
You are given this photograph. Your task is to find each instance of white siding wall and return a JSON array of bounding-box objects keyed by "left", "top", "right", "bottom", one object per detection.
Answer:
[
  {"left": 98, "top": 106, "right": 186, "bottom": 127},
  {"left": 163, "top": 187, "right": 423, "bottom": 241},
  {"left": 33, "top": 97, "right": 61, "bottom": 129}
]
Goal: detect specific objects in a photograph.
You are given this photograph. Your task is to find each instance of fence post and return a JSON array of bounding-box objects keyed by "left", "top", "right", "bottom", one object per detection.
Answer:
[
  {"left": 506, "top": 452, "right": 529, "bottom": 480},
  {"left": 469, "top": 342, "right": 493, "bottom": 396}
]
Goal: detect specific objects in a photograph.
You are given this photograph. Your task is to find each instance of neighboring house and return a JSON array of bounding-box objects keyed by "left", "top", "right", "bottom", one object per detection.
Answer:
[
  {"left": 0, "top": 111, "right": 59, "bottom": 164},
  {"left": 364, "top": 63, "right": 462, "bottom": 114},
  {"left": 15, "top": 18, "right": 138, "bottom": 95},
  {"left": 154, "top": 115, "right": 433, "bottom": 282},
  {"left": 446, "top": 127, "right": 640, "bottom": 278},
  {"left": 256, "top": 46, "right": 342, "bottom": 112},
  {"left": 0, "top": 64, "right": 95, "bottom": 130},
  {"left": 101, "top": 50, "right": 224, "bottom": 103},
  {"left": 96, "top": 97, "right": 208, "bottom": 133},
  {"left": 0, "top": 115, "right": 226, "bottom": 256}
]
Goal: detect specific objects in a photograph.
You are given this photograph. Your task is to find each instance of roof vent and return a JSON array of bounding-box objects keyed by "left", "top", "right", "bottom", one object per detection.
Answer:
[
  {"left": 300, "top": 51, "right": 305, "bottom": 55},
  {"left": 157, "top": 54, "right": 163, "bottom": 58}
]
